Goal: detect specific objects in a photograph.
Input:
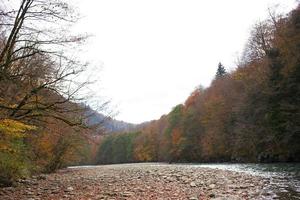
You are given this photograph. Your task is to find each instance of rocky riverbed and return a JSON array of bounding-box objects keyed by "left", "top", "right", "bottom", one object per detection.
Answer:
[{"left": 0, "top": 163, "right": 272, "bottom": 200}]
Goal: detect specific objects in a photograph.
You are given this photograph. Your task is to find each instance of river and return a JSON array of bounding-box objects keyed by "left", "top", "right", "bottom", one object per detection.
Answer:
[{"left": 188, "top": 163, "right": 300, "bottom": 199}]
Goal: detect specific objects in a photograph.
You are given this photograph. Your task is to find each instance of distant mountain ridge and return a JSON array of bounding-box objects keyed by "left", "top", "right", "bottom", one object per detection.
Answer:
[{"left": 85, "top": 107, "right": 136, "bottom": 133}]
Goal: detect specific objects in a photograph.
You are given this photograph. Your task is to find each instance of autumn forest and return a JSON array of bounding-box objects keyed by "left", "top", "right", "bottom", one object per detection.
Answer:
[
  {"left": 1, "top": 0, "right": 300, "bottom": 188},
  {"left": 96, "top": 6, "right": 300, "bottom": 164}
]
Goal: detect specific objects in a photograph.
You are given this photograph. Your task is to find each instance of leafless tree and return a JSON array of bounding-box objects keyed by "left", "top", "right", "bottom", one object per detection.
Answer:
[
  {"left": 0, "top": 0, "right": 107, "bottom": 127},
  {"left": 242, "top": 20, "right": 275, "bottom": 63}
]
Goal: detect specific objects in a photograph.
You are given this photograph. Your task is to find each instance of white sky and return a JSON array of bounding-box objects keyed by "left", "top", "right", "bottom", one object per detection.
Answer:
[{"left": 69, "top": 0, "right": 297, "bottom": 124}]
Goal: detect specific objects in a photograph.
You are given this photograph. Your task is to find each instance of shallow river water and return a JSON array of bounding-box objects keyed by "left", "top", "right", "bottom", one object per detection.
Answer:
[{"left": 189, "top": 163, "right": 300, "bottom": 199}]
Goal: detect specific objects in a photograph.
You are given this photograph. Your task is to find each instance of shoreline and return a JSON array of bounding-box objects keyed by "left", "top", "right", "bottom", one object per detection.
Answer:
[{"left": 0, "top": 163, "right": 278, "bottom": 199}]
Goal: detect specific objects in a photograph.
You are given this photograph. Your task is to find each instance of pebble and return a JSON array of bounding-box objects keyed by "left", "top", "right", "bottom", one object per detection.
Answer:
[
  {"left": 122, "top": 191, "right": 134, "bottom": 197},
  {"left": 65, "top": 186, "right": 74, "bottom": 192},
  {"left": 190, "top": 182, "right": 197, "bottom": 187}
]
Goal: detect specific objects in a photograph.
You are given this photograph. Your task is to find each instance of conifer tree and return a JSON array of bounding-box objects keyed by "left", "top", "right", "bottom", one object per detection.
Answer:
[{"left": 216, "top": 62, "right": 227, "bottom": 78}]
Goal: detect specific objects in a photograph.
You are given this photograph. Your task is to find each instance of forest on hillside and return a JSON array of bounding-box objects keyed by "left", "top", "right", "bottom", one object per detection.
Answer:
[
  {"left": 0, "top": 0, "right": 105, "bottom": 186},
  {"left": 96, "top": 5, "right": 300, "bottom": 164}
]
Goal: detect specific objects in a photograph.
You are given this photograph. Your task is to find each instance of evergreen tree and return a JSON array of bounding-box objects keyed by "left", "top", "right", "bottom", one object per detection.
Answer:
[{"left": 216, "top": 62, "right": 227, "bottom": 78}]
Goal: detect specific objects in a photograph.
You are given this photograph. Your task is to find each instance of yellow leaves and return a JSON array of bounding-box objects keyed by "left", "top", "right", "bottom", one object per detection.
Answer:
[
  {"left": 0, "top": 119, "right": 36, "bottom": 138},
  {"left": 0, "top": 142, "right": 17, "bottom": 153},
  {"left": 0, "top": 119, "right": 35, "bottom": 157},
  {"left": 233, "top": 71, "right": 244, "bottom": 81},
  {"left": 134, "top": 145, "right": 153, "bottom": 161}
]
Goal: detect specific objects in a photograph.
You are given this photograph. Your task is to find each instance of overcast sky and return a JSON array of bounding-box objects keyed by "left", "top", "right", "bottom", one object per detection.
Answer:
[{"left": 69, "top": 0, "right": 297, "bottom": 124}]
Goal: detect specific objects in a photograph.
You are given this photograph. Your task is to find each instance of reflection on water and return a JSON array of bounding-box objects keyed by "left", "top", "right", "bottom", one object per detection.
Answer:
[{"left": 193, "top": 163, "right": 300, "bottom": 200}]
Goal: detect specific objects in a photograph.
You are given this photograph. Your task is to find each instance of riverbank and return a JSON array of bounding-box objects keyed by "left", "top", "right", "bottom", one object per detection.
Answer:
[{"left": 0, "top": 163, "right": 274, "bottom": 199}]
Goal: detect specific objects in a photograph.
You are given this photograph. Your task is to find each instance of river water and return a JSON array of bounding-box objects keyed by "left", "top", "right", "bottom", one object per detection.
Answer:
[
  {"left": 190, "top": 163, "right": 300, "bottom": 200},
  {"left": 70, "top": 163, "right": 300, "bottom": 199}
]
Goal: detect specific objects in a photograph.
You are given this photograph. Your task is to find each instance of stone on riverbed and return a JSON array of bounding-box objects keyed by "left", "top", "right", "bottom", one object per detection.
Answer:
[
  {"left": 190, "top": 182, "right": 196, "bottom": 187},
  {"left": 64, "top": 186, "right": 74, "bottom": 192}
]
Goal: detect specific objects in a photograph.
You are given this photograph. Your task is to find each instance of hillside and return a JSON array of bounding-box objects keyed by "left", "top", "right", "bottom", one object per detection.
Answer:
[
  {"left": 85, "top": 107, "right": 136, "bottom": 133},
  {"left": 96, "top": 5, "right": 300, "bottom": 164}
]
